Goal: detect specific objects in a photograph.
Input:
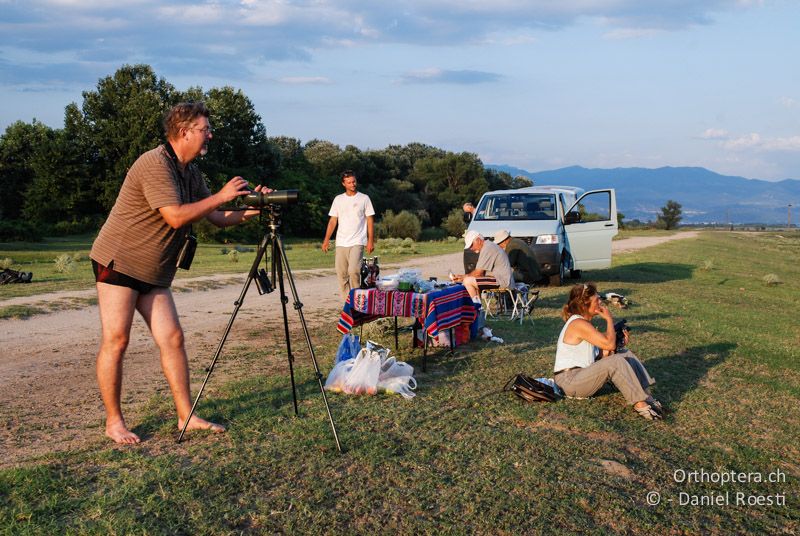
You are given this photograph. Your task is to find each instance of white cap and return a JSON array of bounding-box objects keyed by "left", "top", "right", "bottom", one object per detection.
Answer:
[
  {"left": 464, "top": 230, "right": 481, "bottom": 249},
  {"left": 493, "top": 229, "right": 511, "bottom": 244}
]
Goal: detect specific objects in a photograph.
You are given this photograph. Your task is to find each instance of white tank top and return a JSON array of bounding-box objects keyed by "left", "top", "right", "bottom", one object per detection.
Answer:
[{"left": 554, "top": 315, "right": 599, "bottom": 373}]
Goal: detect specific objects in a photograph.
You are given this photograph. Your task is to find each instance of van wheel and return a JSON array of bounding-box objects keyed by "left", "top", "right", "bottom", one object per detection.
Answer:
[{"left": 549, "top": 256, "right": 569, "bottom": 286}]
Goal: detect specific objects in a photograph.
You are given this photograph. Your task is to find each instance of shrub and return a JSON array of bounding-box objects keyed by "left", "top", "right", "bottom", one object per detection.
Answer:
[
  {"left": 376, "top": 210, "right": 422, "bottom": 240},
  {"left": 54, "top": 254, "right": 75, "bottom": 273},
  {"left": 227, "top": 250, "right": 240, "bottom": 263},
  {"left": 762, "top": 273, "right": 782, "bottom": 286},
  {"left": 419, "top": 227, "right": 446, "bottom": 241},
  {"left": 0, "top": 220, "right": 43, "bottom": 242},
  {"left": 700, "top": 260, "right": 714, "bottom": 271},
  {"left": 377, "top": 237, "right": 419, "bottom": 254},
  {"left": 441, "top": 208, "right": 467, "bottom": 238},
  {"left": 0, "top": 257, "right": 13, "bottom": 269},
  {"left": 50, "top": 216, "right": 103, "bottom": 236}
]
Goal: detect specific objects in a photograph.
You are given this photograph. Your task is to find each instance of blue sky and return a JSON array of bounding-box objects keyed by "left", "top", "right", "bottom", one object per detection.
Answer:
[{"left": 1, "top": 0, "right": 798, "bottom": 180}]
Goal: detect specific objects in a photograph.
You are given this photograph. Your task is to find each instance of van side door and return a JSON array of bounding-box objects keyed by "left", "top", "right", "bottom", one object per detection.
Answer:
[{"left": 563, "top": 189, "right": 618, "bottom": 270}]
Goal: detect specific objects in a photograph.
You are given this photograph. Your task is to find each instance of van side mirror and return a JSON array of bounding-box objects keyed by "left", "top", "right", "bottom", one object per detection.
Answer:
[{"left": 564, "top": 211, "right": 581, "bottom": 224}]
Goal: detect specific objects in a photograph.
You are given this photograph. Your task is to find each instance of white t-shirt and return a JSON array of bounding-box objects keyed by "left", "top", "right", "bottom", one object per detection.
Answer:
[
  {"left": 553, "top": 315, "right": 600, "bottom": 373},
  {"left": 329, "top": 191, "right": 375, "bottom": 247}
]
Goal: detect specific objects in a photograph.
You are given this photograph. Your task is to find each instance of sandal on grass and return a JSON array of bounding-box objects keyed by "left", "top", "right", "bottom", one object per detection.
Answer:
[
  {"left": 635, "top": 402, "right": 663, "bottom": 421},
  {"left": 647, "top": 397, "right": 665, "bottom": 416}
]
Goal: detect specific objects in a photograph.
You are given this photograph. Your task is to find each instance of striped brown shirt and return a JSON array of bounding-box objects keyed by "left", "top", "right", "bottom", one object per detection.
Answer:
[{"left": 90, "top": 145, "right": 211, "bottom": 286}]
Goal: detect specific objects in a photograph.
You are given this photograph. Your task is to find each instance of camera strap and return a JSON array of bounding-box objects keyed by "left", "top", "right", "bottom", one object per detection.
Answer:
[{"left": 164, "top": 142, "right": 194, "bottom": 238}]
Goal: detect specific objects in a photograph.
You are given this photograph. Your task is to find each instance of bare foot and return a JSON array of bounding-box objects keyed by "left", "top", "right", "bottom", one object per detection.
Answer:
[
  {"left": 106, "top": 420, "right": 141, "bottom": 444},
  {"left": 179, "top": 415, "right": 226, "bottom": 434}
]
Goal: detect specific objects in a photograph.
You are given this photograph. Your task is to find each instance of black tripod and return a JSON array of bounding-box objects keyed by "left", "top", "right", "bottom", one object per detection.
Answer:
[{"left": 177, "top": 204, "right": 342, "bottom": 451}]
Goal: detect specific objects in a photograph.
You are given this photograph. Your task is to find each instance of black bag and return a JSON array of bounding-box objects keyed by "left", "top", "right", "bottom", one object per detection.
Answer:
[
  {"left": 503, "top": 373, "right": 563, "bottom": 403},
  {"left": 1, "top": 268, "right": 33, "bottom": 284},
  {"left": 176, "top": 232, "right": 197, "bottom": 270}
]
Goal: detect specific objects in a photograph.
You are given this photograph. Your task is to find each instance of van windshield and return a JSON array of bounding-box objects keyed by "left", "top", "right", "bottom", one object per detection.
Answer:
[{"left": 474, "top": 193, "right": 557, "bottom": 221}]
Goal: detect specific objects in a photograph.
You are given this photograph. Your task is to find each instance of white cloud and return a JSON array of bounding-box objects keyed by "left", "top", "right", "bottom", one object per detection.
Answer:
[
  {"left": 700, "top": 128, "right": 729, "bottom": 139},
  {"left": 157, "top": 4, "right": 225, "bottom": 24},
  {"left": 720, "top": 133, "right": 800, "bottom": 152},
  {"left": 602, "top": 27, "right": 664, "bottom": 40},
  {"left": 762, "top": 136, "right": 800, "bottom": 151},
  {"left": 277, "top": 76, "right": 332, "bottom": 85},
  {"left": 721, "top": 133, "right": 762, "bottom": 150},
  {"left": 398, "top": 68, "right": 502, "bottom": 85},
  {"left": 779, "top": 96, "right": 797, "bottom": 108},
  {"left": 41, "top": 0, "right": 149, "bottom": 6}
]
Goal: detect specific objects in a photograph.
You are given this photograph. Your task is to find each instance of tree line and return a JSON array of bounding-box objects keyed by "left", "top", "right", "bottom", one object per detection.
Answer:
[{"left": 0, "top": 64, "right": 530, "bottom": 242}]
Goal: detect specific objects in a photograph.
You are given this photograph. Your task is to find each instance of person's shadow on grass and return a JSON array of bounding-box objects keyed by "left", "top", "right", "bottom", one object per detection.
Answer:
[{"left": 642, "top": 341, "right": 735, "bottom": 407}]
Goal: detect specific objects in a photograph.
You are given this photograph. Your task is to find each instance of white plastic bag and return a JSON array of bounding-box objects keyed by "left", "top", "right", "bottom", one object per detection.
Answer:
[
  {"left": 379, "top": 375, "right": 417, "bottom": 399},
  {"left": 379, "top": 359, "right": 414, "bottom": 382},
  {"left": 343, "top": 348, "right": 381, "bottom": 395},
  {"left": 324, "top": 358, "right": 355, "bottom": 392}
]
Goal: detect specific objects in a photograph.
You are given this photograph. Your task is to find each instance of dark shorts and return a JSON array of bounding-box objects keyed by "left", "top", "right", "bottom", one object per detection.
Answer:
[
  {"left": 474, "top": 276, "right": 500, "bottom": 291},
  {"left": 92, "top": 260, "right": 161, "bottom": 295}
]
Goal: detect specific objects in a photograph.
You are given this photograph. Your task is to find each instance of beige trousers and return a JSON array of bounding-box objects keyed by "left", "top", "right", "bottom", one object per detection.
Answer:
[
  {"left": 335, "top": 245, "right": 364, "bottom": 300},
  {"left": 554, "top": 350, "right": 655, "bottom": 405}
]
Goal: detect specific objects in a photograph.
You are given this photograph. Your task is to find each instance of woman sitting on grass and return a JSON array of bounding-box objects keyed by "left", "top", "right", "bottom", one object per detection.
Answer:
[{"left": 553, "top": 282, "right": 664, "bottom": 420}]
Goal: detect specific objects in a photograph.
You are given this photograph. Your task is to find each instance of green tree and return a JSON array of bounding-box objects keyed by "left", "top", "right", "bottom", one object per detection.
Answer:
[
  {"left": 441, "top": 207, "right": 467, "bottom": 238},
  {"left": 269, "top": 136, "right": 306, "bottom": 169},
  {"left": 23, "top": 128, "right": 97, "bottom": 225},
  {"left": 77, "top": 64, "right": 178, "bottom": 210},
  {"left": 304, "top": 139, "right": 345, "bottom": 180},
  {"left": 200, "top": 86, "right": 279, "bottom": 191},
  {"left": 410, "top": 152, "right": 487, "bottom": 226},
  {"left": 376, "top": 209, "right": 422, "bottom": 240},
  {"left": 0, "top": 120, "right": 55, "bottom": 219},
  {"left": 658, "top": 200, "right": 683, "bottom": 230}
]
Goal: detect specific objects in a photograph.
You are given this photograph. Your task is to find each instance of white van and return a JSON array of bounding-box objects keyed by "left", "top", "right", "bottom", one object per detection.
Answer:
[{"left": 465, "top": 185, "right": 618, "bottom": 285}]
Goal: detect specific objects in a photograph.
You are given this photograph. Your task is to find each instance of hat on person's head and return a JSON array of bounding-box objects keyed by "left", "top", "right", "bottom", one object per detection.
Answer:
[
  {"left": 493, "top": 229, "right": 511, "bottom": 244},
  {"left": 464, "top": 230, "right": 482, "bottom": 249}
]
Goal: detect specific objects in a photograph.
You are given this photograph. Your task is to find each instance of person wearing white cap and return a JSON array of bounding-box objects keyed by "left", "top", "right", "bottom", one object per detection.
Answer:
[
  {"left": 452, "top": 230, "right": 514, "bottom": 301},
  {"left": 492, "top": 229, "right": 542, "bottom": 285}
]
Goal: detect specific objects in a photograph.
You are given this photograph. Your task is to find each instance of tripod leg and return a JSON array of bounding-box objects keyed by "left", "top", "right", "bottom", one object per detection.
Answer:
[
  {"left": 274, "top": 234, "right": 343, "bottom": 452},
  {"left": 272, "top": 238, "right": 299, "bottom": 416},
  {"left": 177, "top": 233, "right": 269, "bottom": 443}
]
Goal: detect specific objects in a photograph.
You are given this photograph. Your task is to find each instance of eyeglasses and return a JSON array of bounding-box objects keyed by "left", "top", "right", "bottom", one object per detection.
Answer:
[{"left": 189, "top": 126, "right": 213, "bottom": 134}]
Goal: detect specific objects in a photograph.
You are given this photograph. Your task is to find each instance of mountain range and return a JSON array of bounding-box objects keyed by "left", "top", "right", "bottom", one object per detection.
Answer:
[{"left": 486, "top": 164, "right": 800, "bottom": 224}]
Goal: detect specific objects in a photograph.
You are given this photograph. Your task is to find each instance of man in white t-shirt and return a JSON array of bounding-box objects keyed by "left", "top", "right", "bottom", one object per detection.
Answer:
[{"left": 322, "top": 170, "right": 375, "bottom": 299}]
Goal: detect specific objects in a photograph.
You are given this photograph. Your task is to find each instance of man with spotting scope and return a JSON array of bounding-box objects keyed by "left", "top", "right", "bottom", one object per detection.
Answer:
[{"left": 90, "top": 101, "right": 269, "bottom": 444}]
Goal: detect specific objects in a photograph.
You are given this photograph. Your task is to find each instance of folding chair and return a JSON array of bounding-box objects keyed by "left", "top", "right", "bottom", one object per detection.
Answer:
[
  {"left": 480, "top": 288, "right": 514, "bottom": 320},
  {"left": 510, "top": 284, "right": 539, "bottom": 325},
  {"left": 481, "top": 285, "right": 539, "bottom": 324}
]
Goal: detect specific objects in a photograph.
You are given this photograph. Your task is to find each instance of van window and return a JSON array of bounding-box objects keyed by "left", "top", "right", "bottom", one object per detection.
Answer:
[
  {"left": 570, "top": 191, "right": 611, "bottom": 222},
  {"left": 475, "top": 193, "right": 557, "bottom": 221}
]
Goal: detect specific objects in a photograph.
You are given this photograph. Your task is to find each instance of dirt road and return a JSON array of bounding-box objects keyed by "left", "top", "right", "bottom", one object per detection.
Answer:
[{"left": 0, "top": 231, "right": 697, "bottom": 466}]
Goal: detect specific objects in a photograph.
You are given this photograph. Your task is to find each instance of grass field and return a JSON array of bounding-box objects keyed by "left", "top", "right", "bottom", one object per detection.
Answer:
[
  {"left": 0, "top": 235, "right": 458, "bottom": 302},
  {"left": 1, "top": 231, "right": 798, "bottom": 534}
]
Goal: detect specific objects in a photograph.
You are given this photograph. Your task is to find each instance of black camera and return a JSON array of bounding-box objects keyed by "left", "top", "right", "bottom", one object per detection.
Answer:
[
  {"left": 614, "top": 319, "right": 630, "bottom": 353},
  {"left": 243, "top": 189, "right": 299, "bottom": 207}
]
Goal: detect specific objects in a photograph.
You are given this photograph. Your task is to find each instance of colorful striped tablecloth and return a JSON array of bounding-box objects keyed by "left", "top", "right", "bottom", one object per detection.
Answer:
[{"left": 337, "top": 285, "right": 477, "bottom": 337}]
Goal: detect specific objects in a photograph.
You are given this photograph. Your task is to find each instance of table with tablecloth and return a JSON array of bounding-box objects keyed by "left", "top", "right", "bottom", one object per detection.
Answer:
[{"left": 337, "top": 284, "right": 478, "bottom": 370}]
